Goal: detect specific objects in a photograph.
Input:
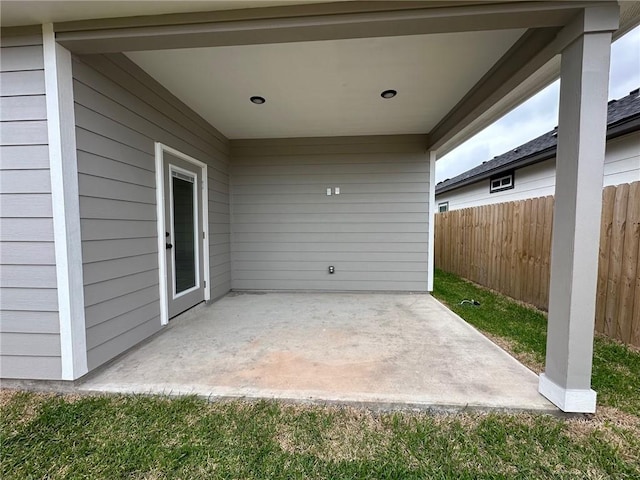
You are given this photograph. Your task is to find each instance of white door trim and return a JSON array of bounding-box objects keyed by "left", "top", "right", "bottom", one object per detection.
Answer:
[{"left": 155, "top": 142, "right": 210, "bottom": 326}]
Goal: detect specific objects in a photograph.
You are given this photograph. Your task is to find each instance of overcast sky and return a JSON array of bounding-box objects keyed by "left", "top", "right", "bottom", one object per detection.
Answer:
[{"left": 435, "top": 26, "right": 640, "bottom": 183}]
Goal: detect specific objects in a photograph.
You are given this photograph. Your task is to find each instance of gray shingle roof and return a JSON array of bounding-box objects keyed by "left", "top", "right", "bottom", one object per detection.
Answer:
[{"left": 435, "top": 88, "right": 640, "bottom": 195}]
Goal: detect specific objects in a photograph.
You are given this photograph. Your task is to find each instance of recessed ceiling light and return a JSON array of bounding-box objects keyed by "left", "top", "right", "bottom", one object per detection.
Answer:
[
  {"left": 381, "top": 89, "right": 397, "bottom": 99},
  {"left": 250, "top": 96, "right": 266, "bottom": 104}
]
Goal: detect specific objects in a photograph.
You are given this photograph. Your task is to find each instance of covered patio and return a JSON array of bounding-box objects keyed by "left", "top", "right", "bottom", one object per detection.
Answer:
[
  {"left": 2, "top": 1, "right": 638, "bottom": 413},
  {"left": 79, "top": 292, "right": 555, "bottom": 412}
]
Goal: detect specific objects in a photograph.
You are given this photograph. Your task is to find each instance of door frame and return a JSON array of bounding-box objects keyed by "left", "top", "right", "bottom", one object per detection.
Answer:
[{"left": 155, "top": 142, "right": 210, "bottom": 325}]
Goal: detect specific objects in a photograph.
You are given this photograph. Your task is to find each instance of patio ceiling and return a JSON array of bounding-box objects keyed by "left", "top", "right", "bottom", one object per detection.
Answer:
[
  {"left": 3, "top": 1, "right": 638, "bottom": 153},
  {"left": 126, "top": 29, "right": 524, "bottom": 139}
]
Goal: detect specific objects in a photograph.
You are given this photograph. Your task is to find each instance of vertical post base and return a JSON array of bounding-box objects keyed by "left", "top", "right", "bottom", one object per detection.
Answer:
[{"left": 539, "top": 373, "right": 596, "bottom": 413}]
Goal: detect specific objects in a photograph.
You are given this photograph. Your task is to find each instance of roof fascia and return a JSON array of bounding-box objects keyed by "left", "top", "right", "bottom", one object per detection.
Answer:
[
  {"left": 0, "top": 24, "right": 43, "bottom": 37},
  {"left": 54, "top": 2, "right": 585, "bottom": 54},
  {"left": 428, "top": 2, "right": 619, "bottom": 153},
  {"left": 607, "top": 115, "right": 640, "bottom": 139},
  {"left": 52, "top": 2, "right": 483, "bottom": 32}
]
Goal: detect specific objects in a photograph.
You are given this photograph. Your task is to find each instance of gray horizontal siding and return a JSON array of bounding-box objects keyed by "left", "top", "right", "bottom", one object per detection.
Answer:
[
  {"left": 80, "top": 219, "right": 156, "bottom": 241},
  {"left": 0, "top": 70, "right": 46, "bottom": 96},
  {"left": 0, "top": 120, "right": 48, "bottom": 145},
  {"left": 0, "top": 34, "right": 61, "bottom": 380},
  {"left": 0, "top": 194, "right": 53, "bottom": 217},
  {"left": 0, "top": 95, "right": 47, "bottom": 121},
  {"left": 78, "top": 173, "right": 155, "bottom": 203},
  {"left": 230, "top": 136, "right": 430, "bottom": 291},
  {"left": 82, "top": 238, "right": 158, "bottom": 263},
  {"left": 0, "top": 356, "right": 61, "bottom": 380},
  {"left": 233, "top": 261, "right": 428, "bottom": 272},
  {"left": 0, "top": 332, "right": 61, "bottom": 356},
  {"left": 82, "top": 253, "right": 158, "bottom": 285},
  {"left": 232, "top": 242, "right": 428, "bottom": 253},
  {"left": 1, "top": 288, "right": 59, "bottom": 311},
  {"left": 84, "top": 285, "right": 159, "bottom": 329},
  {"left": 232, "top": 172, "right": 425, "bottom": 186},
  {"left": 231, "top": 280, "right": 425, "bottom": 291},
  {"left": 0, "top": 265, "right": 57, "bottom": 288},
  {"left": 0, "top": 145, "right": 49, "bottom": 169},
  {"left": 232, "top": 222, "right": 428, "bottom": 233},
  {"left": 0, "top": 169, "right": 51, "bottom": 193},
  {"left": 0, "top": 45, "right": 44, "bottom": 72},
  {"left": 0, "top": 242, "right": 56, "bottom": 265},
  {"left": 232, "top": 182, "right": 428, "bottom": 195},
  {"left": 87, "top": 315, "right": 161, "bottom": 371},
  {"left": 234, "top": 251, "right": 426, "bottom": 262},
  {"left": 233, "top": 213, "right": 428, "bottom": 224},
  {"left": 0, "top": 218, "right": 53, "bottom": 241},
  {"left": 79, "top": 196, "right": 156, "bottom": 220},
  {"left": 85, "top": 302, "right": 159, "bottom": 350},
  {"left": 72, "top": 53, "right": 230, "bottom": 371},
  {"left": 0, "top": 311, "right": 59, "bottom": 334},
  {"left": 84, "top": 270, "right": 159, "bottom": 307}
]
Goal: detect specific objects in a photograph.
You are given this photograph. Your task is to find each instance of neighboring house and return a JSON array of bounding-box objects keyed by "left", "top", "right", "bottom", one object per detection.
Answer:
[
  {"left": 435, "top": 89, "right": 640, "bottom": 211},
  {"left": 0, "top": 1, "right": 638, "bottom": 413}
]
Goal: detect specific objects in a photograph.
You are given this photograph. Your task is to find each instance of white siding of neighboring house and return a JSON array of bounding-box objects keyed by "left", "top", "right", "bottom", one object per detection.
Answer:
[
  {"left": 0, "top": 32, "right": 63, "bottom": 379},
  {"left": 436, "top": 131, "right": 640, "bottom": 211}
]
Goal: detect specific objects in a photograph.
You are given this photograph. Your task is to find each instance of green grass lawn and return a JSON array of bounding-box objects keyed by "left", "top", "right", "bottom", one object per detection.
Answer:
[
  {"left": 432, "top": 269, "right": 640, "bottom": 417},
  {"left": 1, "top": 391, "right": 639, "bottom": 479},
  {"left": 2, "top": 269, "right": 639, "bottom": 479}
]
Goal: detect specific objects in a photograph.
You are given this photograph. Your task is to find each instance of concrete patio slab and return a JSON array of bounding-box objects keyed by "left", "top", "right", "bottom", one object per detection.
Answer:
[{"left": 79, "top": 292, "right": 557, "bottom": 412}]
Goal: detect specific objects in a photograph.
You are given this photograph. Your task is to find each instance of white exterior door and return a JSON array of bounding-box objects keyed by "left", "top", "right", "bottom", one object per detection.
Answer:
[{"left": 163, "top": 152, "right": 205, "bottom": 318}]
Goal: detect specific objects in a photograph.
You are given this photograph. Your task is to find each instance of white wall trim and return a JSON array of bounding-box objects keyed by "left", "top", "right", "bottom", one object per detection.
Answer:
[
  {"left": 155, "top": 142, "right": 211, "bottom": 326},
  {"left": 427, "top": 150, "right": 437, "bottom": 292},
  {"left": 539, "top": 373, "right": 597, "bottom": 413},
  {"left": 42, "top": 23, "right": 88, "bottom": 380}
]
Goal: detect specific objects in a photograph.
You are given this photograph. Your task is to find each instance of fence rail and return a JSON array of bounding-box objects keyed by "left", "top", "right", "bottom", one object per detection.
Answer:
[{"left": 434, "top": 181, "right": 640, "bottom": 348}]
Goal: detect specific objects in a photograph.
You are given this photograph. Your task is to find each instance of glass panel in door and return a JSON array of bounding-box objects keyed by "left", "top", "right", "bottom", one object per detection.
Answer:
[{"left": 172, "top": 172, "right": 197, "bottom": 295}]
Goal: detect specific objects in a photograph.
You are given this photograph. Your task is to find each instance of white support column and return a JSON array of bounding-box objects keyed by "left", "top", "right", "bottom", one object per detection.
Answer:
[
  {"left": 43, "top": 24, "right": 88, "bottom": 380},
  {"left": 538, "top": 7, "right": 618, "bottom": 413},
  {"left": 427, "top": 150, "right": 437, "bottom": 292}
]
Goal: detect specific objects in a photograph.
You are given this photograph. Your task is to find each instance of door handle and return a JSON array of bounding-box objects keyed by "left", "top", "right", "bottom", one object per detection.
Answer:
[{"left": 166, "top": 243, "right": 173, "bottom": 249}]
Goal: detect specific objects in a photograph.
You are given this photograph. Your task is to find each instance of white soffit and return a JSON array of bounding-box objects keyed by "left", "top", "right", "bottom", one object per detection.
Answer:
[{"left": 127, "top": 29, "right": 524, "bottom": 139}]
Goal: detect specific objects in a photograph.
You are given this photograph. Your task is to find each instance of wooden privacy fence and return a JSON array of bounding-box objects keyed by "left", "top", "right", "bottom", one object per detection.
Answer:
[{"left": 434, "top": 181, "right": 640, "bottom": 348}]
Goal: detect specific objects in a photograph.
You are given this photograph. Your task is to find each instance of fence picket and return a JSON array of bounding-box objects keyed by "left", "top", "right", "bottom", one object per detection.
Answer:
[
  {"left": 533, "top": 198, "right": 544, "bottom": 308},
  {"left": 605, "top": 184, "right": 629, "bottom": 338},
  {"left": 618, "top": 182, "right": 640, "bottom": 343},
  {"left": 434, "top": 181, "right": 639, "bottom": 347},
  {"left": 596, "top": 186, "right": 616, "bottom": 333},
  {"left": 541, "top": 196, "right": 554, "bottom": 308}
]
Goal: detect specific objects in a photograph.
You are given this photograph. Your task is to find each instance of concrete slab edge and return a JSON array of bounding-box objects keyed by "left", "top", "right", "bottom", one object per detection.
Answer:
[
  {"left": 75, "top": 388, "right": 572, "bottom": 417},
  {"left": 1, "top": 380, "right": 566, "bottom": 417},
  {"left": 228, "top": 289, "right": 430, "bottom": 296}
]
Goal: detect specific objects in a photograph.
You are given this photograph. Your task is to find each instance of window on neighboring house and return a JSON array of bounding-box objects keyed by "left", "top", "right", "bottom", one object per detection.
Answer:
[
  {"left": 438, "top": 202, "right": 449, "bottom": 212},
  {"left": 489, "top": 171, "right": 515, "bottom": 193}
]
